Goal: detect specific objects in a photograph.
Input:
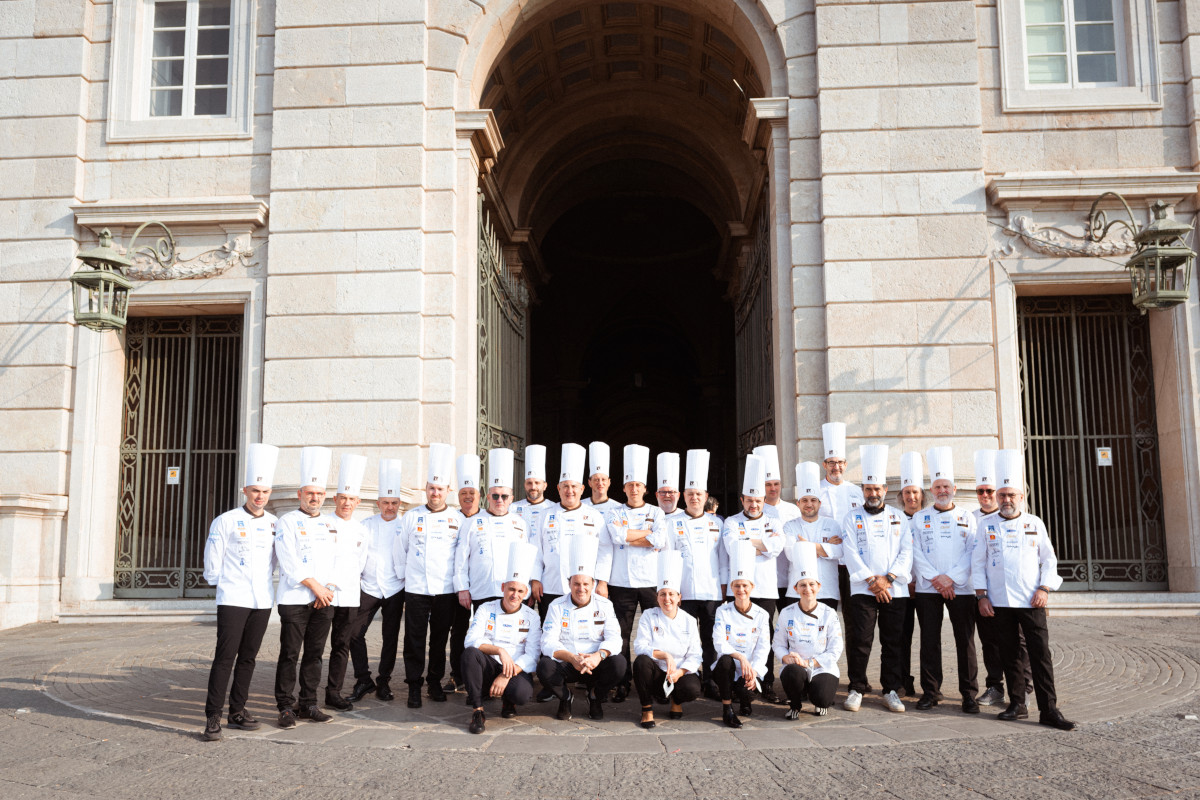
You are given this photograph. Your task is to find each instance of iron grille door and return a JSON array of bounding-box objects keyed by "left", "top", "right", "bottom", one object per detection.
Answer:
[
  {"left": 115, "top": 315, "right": 243, "bottom": 597},
  {"left": 1017, "top": 296, "right": 1167, "bottom": 590},
  {"left": 734, "top": 187, "right": 774, "bottom": 454},
  {"left": 477, "top": 196, "right": 529, "bottom": 489}
]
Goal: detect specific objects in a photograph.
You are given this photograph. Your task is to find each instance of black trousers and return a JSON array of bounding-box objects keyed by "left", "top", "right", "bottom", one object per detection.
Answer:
[
  {"left": 844, "top": 593, "right": 908, "bottom": 695},
  {"left": 325, "top": 605, "right": 359, "bottom": 696},
  {"left": 680, "top": 599, "right": 720, "bottom": 683},
  {"left": 608, "top": 584, "right": 658, "bottom": 687},
  {"left": 750, "top": 596, "right": 777, "bottom": 688},
  {"left": 977, "top": 604, "right": 1031, "bottom": 693},
  {"left": 818, "top": 597, "right": 839, "bottom": 611},
  {"left": 536, "top": 592, "right": 561, "bottom": 620},
  {"left": 779, "top": 664, "right": 839, "bottom": 709},
  {"left": 205, "top": 605, "right": 271, "bottom": 718},
  {"left": 711, "top": 654, "right": 755, "bottom": 702},
  {"left": 448, "top": 601, "right": 471, "bottom": 682},
  {"left": 471, "top": 596, "right": 499, "bottom": 611},
  {"left": 913, "top": 592, "right": 979, "bottom": 699},
  {"left": 461, "top": 647, "right": 535, "bottom": 708},
  {"left": 900, "top": 593, "right": 917, "bottom": 691},
  {"left": 403, "top": 592, "right": 458, "bottom": 687},
  {"left": 536, "top": 653, "right": 627, "bottom": 700},
  {"left": 993, "top": 606, "right": 1058, "bottom": 712},
  {"left": 275, "top": 603, "right": 334, "bottom": 710},
  {"left": 632, "top": 654, "right": 702, "bottom": 706},
  {"left": 350, "top": 589, "right": 404, "bottom": 684}
]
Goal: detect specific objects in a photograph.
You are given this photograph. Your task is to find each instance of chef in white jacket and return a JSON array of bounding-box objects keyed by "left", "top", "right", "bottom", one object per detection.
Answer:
[
  {"left": 841, "top": 444, "right": 912, "bottom": 715},
  {"left": 462, "top": 541, "right": 542, "bottom": 734},
  {"left": 606, "top": 443, "right": 669, "bottom": 702},
  {"left": 721, "top": 454, "right": 784, "bottom": 703},
  {"left": 512, "top": 444, "right": 553, "bottom": 539},
  {"left": 445, "top": 453, "right": 482, "bottom": 694},
  {"left": 711, "top": 540, "right": 771, "bottom": 728},
  {"left": 782, "top": 461, "right": 843, "bottom": 609},
  {"left": 455, "top": 448, "right": 528, "bottom": 608},
  {"left": 537, "top": 536, "right": 625, "bottom": 722},
  {"left": 631, "top": 550, "right": 703, "bottom": 728},
  {"left": 655, "top": 451, "right": 682, "bottom": 516},
  {"left": 974, "top": 449, "right": 1075, "bottom": 731},
  {"left": 583, "top": 441, "right": 622, "bottom": 515},
  {"left": 818, "top": 422, "right": 864, "bottom": 525},
  {"left": 274, "top": 446, "right": 338, "bottom": 727},
  {"left": 753, "top": 444, "right": 802, "bottom": 600},
  {"left": 201, "top": 442, "right": 279, "bottom": 741},
  {"left": 911, "top": 446, "right": 980, "bottom": 714},
  {"left": 324, "top": 454, "right": 370, "bottom": 712},
  {"left": 395, "top": 443, "right": 462, "bottom": 708},
  {"left": 775, "top": 542, "right": 843, "bottom": 718}
]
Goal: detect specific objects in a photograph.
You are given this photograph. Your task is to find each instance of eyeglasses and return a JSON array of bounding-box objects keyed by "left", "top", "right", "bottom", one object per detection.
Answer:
[
  {"left": 490, "top": 493, "right": 511, "bottom": 501},
  {"left": 976, "top": 488, "right": 995, "bottom": 495}
]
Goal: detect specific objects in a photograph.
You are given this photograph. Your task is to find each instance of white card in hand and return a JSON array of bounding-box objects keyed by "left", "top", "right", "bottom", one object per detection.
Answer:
[{"left": 662, "top": 677, "right": 674, "bottom": 697}]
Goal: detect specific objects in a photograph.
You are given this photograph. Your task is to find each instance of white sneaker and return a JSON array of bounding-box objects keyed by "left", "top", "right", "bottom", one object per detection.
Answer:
[
  {"left": 977, "top": 686, "right": 1004, "bottom": 706},
  {"left": 884, "top": 690, "right": 906, "bottom": 713},
  {"left": 814, "top": 706, "right": 828, "bottom": 716},
  {"left": 843, "top": 690, "right": 862, "bottom": 712}
]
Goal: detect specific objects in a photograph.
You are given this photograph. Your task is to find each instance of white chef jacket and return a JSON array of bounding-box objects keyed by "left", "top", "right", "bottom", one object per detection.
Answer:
[
  {"left": 911, "top": 504, "right": 977, "bottom": 594},
  {"left": 540, "top": 592, "right": 623, "bottom": 660},
  {"left": 972, "top": 511, "right": 1063, "bottom": 607},
  {"left": 721, "top": 512, "right": 785, "bottom": 599},
  {"left": 772, "top": 600, "right": 843, "bottom": 680},
  {"left": 275, "top": 508, "right": 339, "bottom": 605},
  {"left": 841, "top": 505, "right": 913, "bottom": 598},
  {"left": 819, "top": 479, "right": 864, "bottom": 524},
  {"left": 606, "top": 503, "right": 669, "bottom": 588},
  {"left": 634, "top": 606, "right": 703, "bottom": 673},
  {"left": 532, "top": 504, "right": 612, "bottom": 595},
  {"left": 711, "top": 601, "right": 771, "bottom": 679},
  {"left": 453, "top": 509, "right": 528, "bottom": 599},
  {"left": 765, "top": 501, "right": 803, "bottom": 588},
  {"left": 395, "top": 505, "right": 461, "bottom": 596},
  {"left": 782, "top": 516, "right": 843, "bottom": 602},
  {"left": 513, "top": 498, "right": 553, "bottom": 534},
  {"left": 203, "top": 506, "right": 278, "bottom": 609},
  {"left": 666, "top": 511, "right": 726, "bottom": 601},
  {"left": 360, "top": 512, "right": 403, "bottom": 599},
  {"left": 583, "top": 496, "right": 621, "bottom": 515},
  {"left": 464, "top": 598, "right": 542, "bottom": 674},
  {"left": 329, "top": 515, "right": 369, "bottom": 607}
]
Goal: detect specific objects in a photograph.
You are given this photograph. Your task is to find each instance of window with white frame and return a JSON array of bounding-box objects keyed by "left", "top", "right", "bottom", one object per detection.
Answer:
[
  {"left": 998, "top": 0, "right": 1161, "bottom": 111},
  {"left": 108, "top": 0, "right": 256, "bottom": 142}
]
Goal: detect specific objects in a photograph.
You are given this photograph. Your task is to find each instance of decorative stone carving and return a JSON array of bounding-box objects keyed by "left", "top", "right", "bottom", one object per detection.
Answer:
[
  {"left": 126, "top": 234, "right": 259, "bottom": 280},
  {"left": 1005, "top": 213, "right": 1137, "bottom": 258}
]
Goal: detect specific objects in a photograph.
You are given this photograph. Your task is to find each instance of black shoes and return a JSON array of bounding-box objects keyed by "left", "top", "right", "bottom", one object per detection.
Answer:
[
  {"left": 428, "top": 682, "right": 448, "bottom": 702},
  {"left": 667, "top": 707, "right": 683, "bottom": 720},
  {"left": 375, "top": 679, "right": 394, "bottom": 702},
  {"left": 556, "top": 689, "right": 573, "bottom": 720},
  {"left": 407, "top": 690, "right": 422, "bottom": 709},
  {"left": 536, "top": 686, "right": 556, "bottom": 703},
  {"left": 443, "top": 677, "right": 461, "bottom": 694},
  {"left": 639, "top": 706, "right": 656, "bottom": 729},
  {"left": 759, "top": 684, "right": 780, "bottom": 705},
  {"left": 962, "top": 696, "right": 980, "bottom": 714},
  {"left": 915, "top": 695, "right": 939, "bottom": 710},
  {"left": 588, "top": 694, "right": 604, "bottom": 720},
  {"left": 612, "top": 685, "right": 629, "bottom": 703},
  {"left": 297, "top": 705, "right": 332, "bottom": 723},
  {"left": 348, "top": 678, "right": 376, "bottom": 703},
  {"left": 904, "top": 680, "right": 917, "bottom": 698},
  {"left": 722, "top": 704, "right": 743, "bottom": 729},
  {"left": 1039, "top": 709, "right": 1077, "bottom": 731},
  {"left": 202, "top": 715, "right": 222, "bottom": 741},
  {"left": 785, "top": 706, "right": 801, "bottom": 720},
  {"left": 468, "top": 709, "right": 486, "bottom": 734},
  {"left": 324, "top": 693, "right": 353, "bottom": 712},
  {"left": 277, "top": 708, "right": 297, "bottom": 728},
  {"left": 501, "top": 701, "right": 517, "bottom": 719},
  {"left": 736, "top": 688, "right": 753, "bottom": 717},
  {"left": 227, "top": 711, "right": 260, "bottom": 731},
  {"left": 998, "top": 702, "right": 1029, "bottom": 721}
]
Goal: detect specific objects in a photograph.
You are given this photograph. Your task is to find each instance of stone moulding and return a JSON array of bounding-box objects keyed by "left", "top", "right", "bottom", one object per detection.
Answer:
[{"left": 1005, "top": 213, "right": 1137, "bottom": 258}]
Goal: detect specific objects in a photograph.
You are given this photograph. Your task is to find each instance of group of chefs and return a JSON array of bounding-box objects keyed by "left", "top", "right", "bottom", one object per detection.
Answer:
[{"left": 199, "top": 422, "right": 1077, "bottom": 741}]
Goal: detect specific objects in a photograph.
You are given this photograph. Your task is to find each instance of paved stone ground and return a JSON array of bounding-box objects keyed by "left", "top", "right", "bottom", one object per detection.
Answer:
[{"left": 1, "top": 614, "right": 1199, "bottom": 798}]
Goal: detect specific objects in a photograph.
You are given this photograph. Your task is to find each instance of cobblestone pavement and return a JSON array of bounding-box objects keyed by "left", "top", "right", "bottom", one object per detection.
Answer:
[{"left": 1, "top": 613, "right": 1198, "bottom": 799}]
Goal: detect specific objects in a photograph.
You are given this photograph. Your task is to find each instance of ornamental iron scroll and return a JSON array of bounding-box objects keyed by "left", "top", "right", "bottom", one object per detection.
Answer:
[{"left": 120, "top": 220, "right": 258, "bottom": 280}]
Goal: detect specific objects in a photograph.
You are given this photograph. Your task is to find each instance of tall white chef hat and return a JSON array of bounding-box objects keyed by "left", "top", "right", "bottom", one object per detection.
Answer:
[
  {"left": 752, "top": 444, "right": 781, "bottom": 482},
  {"left": 427, "top": 443, "right": 455, "bottom": 487},
  {"left": 796, "top": 460, "right": 822, "bottom": 499},
  {"left": 787, "top": 541, "right": 820, "bottom": 587},
  {"left": 623, "top": 443, "right": 649, "bottom": 485},
  {"left": 974, "top": 449, "right": 997, "bottom": 488},
  {"left": 525, "top": 444, "right": 547, "bottom": 482},
  {"left": 926, "top": 446, "right": 954, "bottom": 484},
  {"left": 337, "top": 454, "right": 367, "bottom": 497},
  {"left": 298, "top": 445, "right": 332, "bottom": 490},
  {"left": 657, "top": 452, "right": 680, "bottom": 490},
  {"left": 684, "top": 449, "right": 710, "bottom": 492},
  {"left": 588, "top": 441, "right": 610, "bottom": 477},
  {"left": 378, "top": 458, "right": 403, "bottom": 498},
  {"left": 860, "top": 444, "right": 889, "bottom": 486},
  {"left": 822, "top": 422, "right": 847, "bottom": 460},
  {"left": 728, "top": 539, "right": 757, "bottom": 586},
  {"left": 244, "top": 443, "right": 279, "bottom": 489},
  {"left": 505, "top": 540, "right": 538, "bottom": 589},
  {"left": 487, "top": 448, "right": 514, "bottom": 488},
  {"left": 657, "top": 549, "right": 684, "bottom": 593},
  {"left": 899, "top": 451, "right": 924, "bottom": 490},
  {"left": 996, "top": 448, "right": 1024, "bottom": 490},
  {"left": 569, "top": 533, "right": 600, "bottom": 579},
  {"left": 456, "top": 453, "right": 481, "bottom": 490},
  {"left": 742, "top": 454, "right": 766, "bottom": 497},
  {"left": 559, "top": 443, "right": 586, "bottom": 484}
]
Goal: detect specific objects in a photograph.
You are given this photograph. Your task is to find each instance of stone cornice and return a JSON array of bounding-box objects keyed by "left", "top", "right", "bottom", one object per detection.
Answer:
[
  {"left": 455, "top": 109, "right": 504, "bottom": 164},
  {"left": 988, "top": 170, "right": 1200, "bottom": 211},
  {"left": 71, "top": 196, "right": 268, "bottom": 232},
  {"left": 742, "top": 96, "right": 788, "bottom": 149}
]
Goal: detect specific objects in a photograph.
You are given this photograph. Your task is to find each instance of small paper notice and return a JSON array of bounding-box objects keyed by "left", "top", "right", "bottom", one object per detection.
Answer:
[
  {"left": 1096, "top": 447, "right": 1112, "bottom": 467},
  {"left": 167, "top": 466, "right": 181, "bottom": 484}
]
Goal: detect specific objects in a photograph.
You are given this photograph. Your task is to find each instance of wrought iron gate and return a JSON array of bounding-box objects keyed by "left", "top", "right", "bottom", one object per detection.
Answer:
[
  {"left": 114, "top": 315, "right": 242, "bottom": 597},
  {"left": 734, "top": 188, "right": 775, "bottom": 454},
  {"left": 477, "top": 195, "right": 529, "bottom": 486},
  {"left": 1017, "top": 296, "right": 1167, "bottom": 590}
]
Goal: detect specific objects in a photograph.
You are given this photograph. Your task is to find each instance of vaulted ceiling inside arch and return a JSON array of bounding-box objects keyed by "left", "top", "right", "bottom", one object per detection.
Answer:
[{"left": 479, "top": 1, "right": 768, "bottom": 241}]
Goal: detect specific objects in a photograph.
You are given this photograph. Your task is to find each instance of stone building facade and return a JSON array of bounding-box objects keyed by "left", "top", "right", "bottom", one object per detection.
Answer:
[{"left": 1, "top": 0, "right": 1198, "bottom": 628}]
